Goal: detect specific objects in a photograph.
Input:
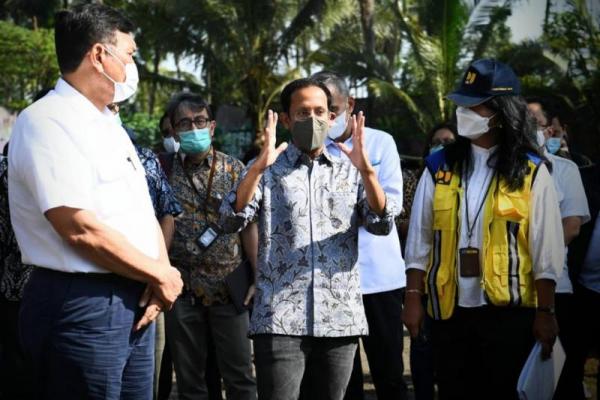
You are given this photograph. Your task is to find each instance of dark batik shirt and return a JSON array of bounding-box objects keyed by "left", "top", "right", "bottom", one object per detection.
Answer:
[
  {"left": 0, "top": 157, "right": 34, "bottom": 301},
  {"left": 169, "top": 150, "right": 245, "bottom": 305}
]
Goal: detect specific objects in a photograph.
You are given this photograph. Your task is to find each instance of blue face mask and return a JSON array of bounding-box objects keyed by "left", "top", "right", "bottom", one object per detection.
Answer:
[
  {"left": 429, "top": 144, "right": 444, "bottom": 155},
  {"left": 179, "top": 128, "right": 211, "bottom": 154},
  {"left": 545, "top": 137, "right": 561, "bottom": 154}
]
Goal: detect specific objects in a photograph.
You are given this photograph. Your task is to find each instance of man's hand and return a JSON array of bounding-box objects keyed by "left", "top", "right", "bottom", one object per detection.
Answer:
[
  {"left": 402, "top": 291, "right": 425, "bottom": 339},
  {"left": 134, "top": 295, "right": 164, "bottom": 331},
  {"left": 243, "top": 283, "right": 256, "bottom": 307},
  {"left": 337, "top": 111, "right": 373, "bottom": 173},
  {"left": 153, "top": 266, "right": 183, "bottom": 310},
  {"left": 533, "top": 311, "right": 559, "bottom": 360},
  {"left": 252, "top": 110, "right": 287, "bottom": 172}
]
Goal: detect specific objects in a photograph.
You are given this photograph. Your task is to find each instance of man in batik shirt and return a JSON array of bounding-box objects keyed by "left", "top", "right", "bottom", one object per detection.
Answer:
[{"left": 166, "top": 93, "right": 256, "bottom": 400}]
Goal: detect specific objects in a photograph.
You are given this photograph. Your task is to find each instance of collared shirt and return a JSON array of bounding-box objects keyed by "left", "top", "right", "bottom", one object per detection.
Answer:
[
  {"left": 580, "top": 212, "right": 600, "bottom": 293},
  {"left": 0, "top": 157, "right": 34, "bottom": 301},
  {"left": 219, "top": 144, "right": 396, "bottom": 337},
  {"left": 134, "top": 144, "right": 183, "bottom": 220},
  {"left": 169, "top": 149, "right": 245, "bottom": 305},
  {"left": 406, "top": 144, "right": 564, "bottom": 307},
  {"left": 546, "top": 153, "right": 590, "bottom": 293},
  {"left": 325, "top": 127, "right": 405, "bottom": 294},
  {"left": 8, "top": 78, "right": 159, "bottom": 273}
]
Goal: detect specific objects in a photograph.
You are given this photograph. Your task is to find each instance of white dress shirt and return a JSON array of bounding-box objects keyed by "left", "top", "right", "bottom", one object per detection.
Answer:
[
  {"left": 326, "top": 127, "right": 405, "bottom": 294},
  {"left": 8, "top": 78, "right": 159, "bottom": 273},
  {"left": 580, "top": 213, "right": 600, "bottom": 294},
  {"left": 546, "top": 153, "right": 590, "bottom": 293},
  {"left": 405, "top": 144, "right": 564, "bottom": 307}
]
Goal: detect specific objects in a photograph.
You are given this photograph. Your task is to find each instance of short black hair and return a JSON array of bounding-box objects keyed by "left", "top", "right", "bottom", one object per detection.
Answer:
[
  {"left": 168, "top": 92, "right": 213, "bottom": 127},
  {"left": 280, "top": 78, "right": 332, "bottom": 114},
  {"left": 311, "top": 70, "right": 350, "bottom": 98},
  {"left": 54, "top": 4, "right": 135, "bottom": 74}
]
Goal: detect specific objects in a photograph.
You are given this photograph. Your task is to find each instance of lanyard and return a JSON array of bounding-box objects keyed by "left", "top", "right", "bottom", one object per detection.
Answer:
[
  {"left": 464, "top": 167, "right": 495, "bottom": 245},
  {"left": 181, "top": 147, "right": 218, "bottom": 213}
]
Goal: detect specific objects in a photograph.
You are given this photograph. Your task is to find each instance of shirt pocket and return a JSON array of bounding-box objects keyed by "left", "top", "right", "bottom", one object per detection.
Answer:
[{"left": 95, "top": 163, "right": 132, "bottom": 219}]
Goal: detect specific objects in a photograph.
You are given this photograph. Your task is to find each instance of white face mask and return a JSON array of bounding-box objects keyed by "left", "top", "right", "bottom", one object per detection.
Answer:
[
  {"left": 102, "top": 46, "right": 139, "bottom": 103},
  {"left": 163, "top": 136, "right": 180, "bottom": 154},
  {"left": 328, "top": 110, "right": 348, "bottom": 140},
  {"left": 456, "top": 106, "right": 495, "bottom": 140},
  {"left": 535, "top": 129, "right": 546, "bottom": 148}
]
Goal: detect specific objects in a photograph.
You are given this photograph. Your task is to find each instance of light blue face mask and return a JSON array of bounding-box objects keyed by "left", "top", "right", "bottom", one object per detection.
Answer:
[
  {"left": 545, "top": 137, "right": 561, "bottom": 154},
  {"left": 179, "top": 128, "right": 211, "bottom": 154},
  {"left": 429, "top": 144, "right": 444, "bottom": 155}
]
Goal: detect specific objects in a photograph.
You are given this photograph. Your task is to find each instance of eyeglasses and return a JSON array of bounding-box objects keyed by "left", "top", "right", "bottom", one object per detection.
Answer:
[{"left": 175, "top": 117, "right": 210, "bottom": 131}]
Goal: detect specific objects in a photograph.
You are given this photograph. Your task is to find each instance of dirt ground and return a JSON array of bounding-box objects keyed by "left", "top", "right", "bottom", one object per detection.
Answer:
[{"left": 168, "top": 331, "right": 598, "bottom": 400}]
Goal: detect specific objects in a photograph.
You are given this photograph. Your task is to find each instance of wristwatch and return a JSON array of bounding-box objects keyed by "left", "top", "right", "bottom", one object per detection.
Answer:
[{"left": 536, "top": 305, "right": 555, "bottom": 315}]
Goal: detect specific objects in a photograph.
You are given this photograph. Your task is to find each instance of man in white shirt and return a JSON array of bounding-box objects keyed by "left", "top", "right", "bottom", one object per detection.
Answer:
[
  {"left": 8, "top": 4, "right": 182, "bottom": 399},
  {"left": 403, "top": 60, "right": 564, "bottom": 400},
  {"left": 312, "top": 71, "right": 407, "bottom": 400},
  {"left": 528, "top": 98, "right": 591, "bottom": 399}
]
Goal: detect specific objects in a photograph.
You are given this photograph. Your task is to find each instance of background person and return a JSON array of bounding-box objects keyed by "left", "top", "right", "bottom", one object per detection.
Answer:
[
  {"left": 165, "top": 93, "right": 256, "bottom": 400},
  {"left": 311, "top": 70, "right": 406, "bottom": 400}
]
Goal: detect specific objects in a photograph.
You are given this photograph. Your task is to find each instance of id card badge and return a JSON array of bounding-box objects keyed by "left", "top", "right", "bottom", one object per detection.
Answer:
[
  {"left": 459, "top": 247, "right": 481, "bottom": 277},
  {"left": 197, "top": 224, "right": 220, "bottom": 250}
]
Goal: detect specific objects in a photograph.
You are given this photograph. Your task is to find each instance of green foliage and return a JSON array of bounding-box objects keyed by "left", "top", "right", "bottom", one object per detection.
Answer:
[
  {"left": 121, "top": 112, "right": 161, "bottom": 148},
  {"left": 0, "top": 0, "right": 597, "bottom": 158},
  {"left": 0, "top": 20, "right": 59, "bottom": 110}
]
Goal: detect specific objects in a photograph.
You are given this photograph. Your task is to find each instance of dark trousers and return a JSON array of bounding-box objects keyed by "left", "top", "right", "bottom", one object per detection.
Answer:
[
  {"left": 554, "top": 293, "right": 585, "bottom": 399},
  {"left": 255, "top": 335, "right": 358, "bottom": 400},
  {"left": 557, "top": 284, "right": 600, "bottom": 400},
  {"left": 165, "top": 296, "right": 255, "bottom": 400},
  {"left": 0, "top": 298, "right": 33, "bottom": 400},
  {"left": 431, "top": 306, "right": 535, "bottom": 400},
  {"left": 409, "top": 297, "right": 435, "bottom": 400},
  {"left": 344, "top": 288, "right": 408, "bottom": 400},
  {"left": 19, "top": 268, "right": 155, "bottom": 400}
]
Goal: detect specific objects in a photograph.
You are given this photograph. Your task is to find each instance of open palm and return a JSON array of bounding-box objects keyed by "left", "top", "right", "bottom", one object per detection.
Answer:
[{"left": 337, "top": 111, "right": 372, "bottom": 172}]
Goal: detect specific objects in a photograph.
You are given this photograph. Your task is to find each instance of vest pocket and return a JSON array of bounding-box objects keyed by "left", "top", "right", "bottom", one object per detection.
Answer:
[
  {"left": 494, "top": 185, "right": 528, "bottom": 222},
  {"left": 432, "top": 187, "right": 457, "bottom": 230}
]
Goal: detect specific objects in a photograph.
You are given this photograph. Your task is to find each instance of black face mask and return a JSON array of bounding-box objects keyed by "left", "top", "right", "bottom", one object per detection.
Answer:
[{"left": 291, "top": 117, "right": 329, "bottom": 152}]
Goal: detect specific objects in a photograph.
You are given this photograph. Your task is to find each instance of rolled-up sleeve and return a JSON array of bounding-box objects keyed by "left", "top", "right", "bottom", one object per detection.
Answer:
[
  {"left": 358, "top": 193, "right": 394, "bottom": 235},
  {"left": 218, "top": 163, "right": 263, "bottom": 233},
  {"left": 529, "top": 164, "right": 565, "bottom": 281},
  {"left": 405, "top": 171, "right": 435, "bottom": 271}
]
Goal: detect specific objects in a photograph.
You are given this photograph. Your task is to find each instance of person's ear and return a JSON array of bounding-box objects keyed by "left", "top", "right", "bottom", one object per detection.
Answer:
[
  {"left": 347, "top": 96, "right": 356, "bottom": 114},
  {"left": 89, "top": 43, "right": 106, "bottom": 73},
  {"left": 279, "top": 112, "right": 291, "bottom": 130},
  {"left": 209, "top": 120, "right": 217, "bottom": 137}
]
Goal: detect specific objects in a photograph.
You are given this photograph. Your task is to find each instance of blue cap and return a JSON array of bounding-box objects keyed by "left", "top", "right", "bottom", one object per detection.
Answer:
[{"left": 447, "top": 59, "right": 521, "bottom": 107}]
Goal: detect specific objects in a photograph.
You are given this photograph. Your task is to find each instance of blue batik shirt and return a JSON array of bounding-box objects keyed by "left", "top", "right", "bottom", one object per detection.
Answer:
[{"left": 219, "top": 144, "right": 397, "bottom": 337}]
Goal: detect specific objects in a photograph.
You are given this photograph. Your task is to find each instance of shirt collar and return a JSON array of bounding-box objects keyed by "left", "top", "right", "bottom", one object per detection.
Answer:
[
  {"left": 285, "top": 143, "right": 334, "bottom": 167},
  {"left": 179, "top": 147, "right": 214, "bottom": 168},
  {"left": 53, "top": 78, "right": 113, "bottom": 122}
]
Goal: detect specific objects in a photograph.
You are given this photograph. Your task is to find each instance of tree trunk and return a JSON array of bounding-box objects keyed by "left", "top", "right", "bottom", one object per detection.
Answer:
[
  {"left": 358, "top": 0, "right": 376, "bottom": 116},
  {"left": 148, "top": 47, "right": 160, "bottom": 115}
]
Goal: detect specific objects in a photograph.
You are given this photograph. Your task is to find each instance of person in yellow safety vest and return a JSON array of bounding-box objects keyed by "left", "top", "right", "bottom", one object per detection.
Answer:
[{"left": 402, "top": 59, "right": 565, "bottom": 400}]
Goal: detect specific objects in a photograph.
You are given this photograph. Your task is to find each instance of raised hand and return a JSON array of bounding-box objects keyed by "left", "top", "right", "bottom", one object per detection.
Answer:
[
  {"left": 336, "top": 111, "right": 373, "bottom": 173},
  {"left": 254, "top": 110, "right": 288, "bottom": 172}
]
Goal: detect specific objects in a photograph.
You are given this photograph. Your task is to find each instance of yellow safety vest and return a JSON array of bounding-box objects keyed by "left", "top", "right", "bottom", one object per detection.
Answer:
[{"left": 425, "top": 152, "right": 542, "bottom": 320}]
